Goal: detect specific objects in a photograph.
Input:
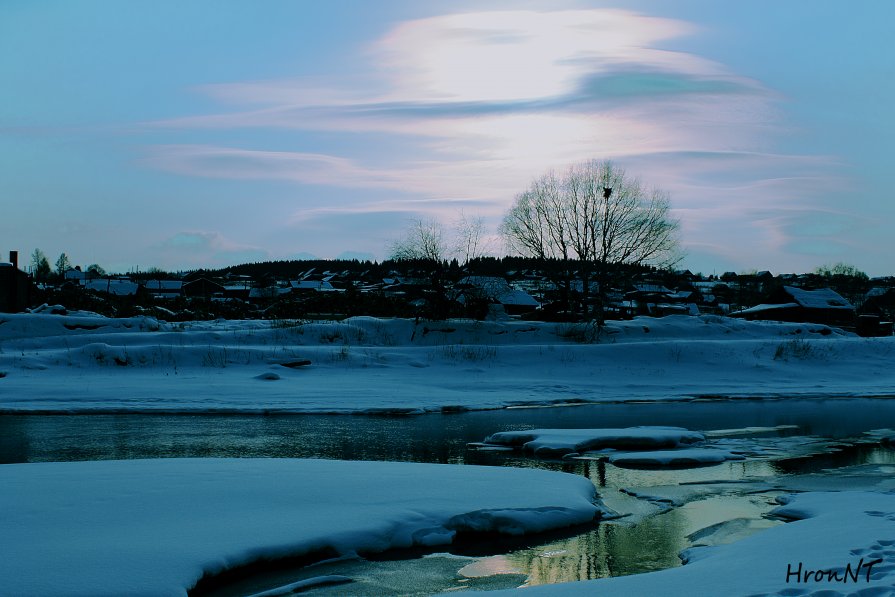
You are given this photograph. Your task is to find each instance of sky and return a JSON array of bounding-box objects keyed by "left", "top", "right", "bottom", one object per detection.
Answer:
[{"left": 2, "top": 0, "right": 893, "bottom": 276}]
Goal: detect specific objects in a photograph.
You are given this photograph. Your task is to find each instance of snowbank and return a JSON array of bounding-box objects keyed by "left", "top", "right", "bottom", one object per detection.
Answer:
[{"left": 0, "top": 458, "right": 602, "bottom": 596}]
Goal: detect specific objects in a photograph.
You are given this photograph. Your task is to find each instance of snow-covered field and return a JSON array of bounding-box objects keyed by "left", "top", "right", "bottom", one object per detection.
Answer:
[
  {"left": 2, "top": 312, "right": 894, "bottom": 413},
  {"left": 3, "top": 312, "right": 895, "bottom": 595}
]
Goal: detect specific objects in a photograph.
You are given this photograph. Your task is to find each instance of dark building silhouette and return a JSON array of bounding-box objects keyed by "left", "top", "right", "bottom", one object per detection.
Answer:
[{"left": 0, "top": 251, "right": 31, "bottom": 312}]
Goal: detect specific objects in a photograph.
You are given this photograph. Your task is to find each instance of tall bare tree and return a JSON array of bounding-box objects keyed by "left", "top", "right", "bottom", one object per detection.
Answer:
[
  {"left": 55, "top": 253, "right": 72, "bottom": 277},
  {"left": 501, "top": 159, "right": 680, "bottom": 321},
  {"left": 30, "top": 248, "right": 51, "bottom": 281}
]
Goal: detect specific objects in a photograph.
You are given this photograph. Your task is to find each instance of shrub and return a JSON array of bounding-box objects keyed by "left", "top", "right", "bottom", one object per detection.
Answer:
[{"left": 773, "top": 339, "right": 814, "bottom": 361}]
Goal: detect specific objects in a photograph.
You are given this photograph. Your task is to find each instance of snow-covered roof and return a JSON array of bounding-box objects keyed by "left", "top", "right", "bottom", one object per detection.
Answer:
[
  {"left": 145, "top": 280, "right": 183, "bottom": 291},
  {"left": 498, "top": 289, "right": 539, "bottom": 307},
  {"left": 731, "top": 302, "right": 799, "bottom": 316},
  {"left": 291, "top": 280, "right": 335, "bottom": 291},
  {"left": 85, "top": 279, "right": 140, "bottom": 296},
  {"left": 783, "top": 286, "right": 853, "bottom": 310},
  {"left": 633, "top": 284, "right": 672, "bottom": 294},
  {"left": 458, "top": 276, "right": 510, "bottom": 291},
  {"left": 668, "top": 290, "right": 695, "bottom": 300}
]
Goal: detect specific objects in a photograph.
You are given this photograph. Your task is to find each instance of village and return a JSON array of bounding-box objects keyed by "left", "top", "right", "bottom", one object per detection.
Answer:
[{"left": 2, "top": 249, "right": 893, "bottom": 336}]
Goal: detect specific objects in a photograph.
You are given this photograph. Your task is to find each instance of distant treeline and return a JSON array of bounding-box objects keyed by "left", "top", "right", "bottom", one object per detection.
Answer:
[{"left": 189, "top": 256, "right": 662, "bottom": 284}]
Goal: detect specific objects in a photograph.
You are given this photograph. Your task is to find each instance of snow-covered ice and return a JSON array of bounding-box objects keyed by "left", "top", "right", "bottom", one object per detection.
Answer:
[
  {"left": 478, "top": 426, "right": 747, "bottom": 467},
  {"left": 0, "top": 458, "right": 601, "bottom": 596},
  {"left": 607, "top": 447, "right": 743, "bottom": 467},
  {"left": 480, "top": 427, "right": 705, "bottom": 457}
]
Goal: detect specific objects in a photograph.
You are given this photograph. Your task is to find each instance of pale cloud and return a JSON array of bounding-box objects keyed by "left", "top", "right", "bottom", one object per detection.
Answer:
[
  {"left": 370, "top": 10, "right": 700, "bottom": 103},
  {"left": 142, "top": 8, "right": 850, "bottom": 272},
  {"left": 157, "top": 231, "right": 269, "bottom": 269}
]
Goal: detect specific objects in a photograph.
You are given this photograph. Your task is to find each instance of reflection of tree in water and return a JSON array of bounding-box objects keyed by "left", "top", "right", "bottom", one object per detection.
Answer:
[
  {"left": 504, "top": 514, "right": 687, "bottom": 585},
  {"left": 497, "top": 456, "right": 693, "bottom": 585},
  {"left": 0, "top": 415, "right": 31, "bottom": 464}
]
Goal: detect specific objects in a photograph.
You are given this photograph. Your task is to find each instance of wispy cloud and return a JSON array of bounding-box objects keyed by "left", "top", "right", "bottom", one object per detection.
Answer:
[{"left": 143, "top": 146, "right": 406, "bottom": 189}]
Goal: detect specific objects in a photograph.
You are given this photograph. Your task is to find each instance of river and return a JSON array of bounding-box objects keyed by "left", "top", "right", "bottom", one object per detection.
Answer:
[{"left": 3, "top": 397, "right": 895, "bottom": 595}]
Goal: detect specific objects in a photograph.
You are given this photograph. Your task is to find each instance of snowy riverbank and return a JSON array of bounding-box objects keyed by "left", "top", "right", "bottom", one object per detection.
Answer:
[{"left": 2, "top": 313, "right": 894, "bottom": 413}]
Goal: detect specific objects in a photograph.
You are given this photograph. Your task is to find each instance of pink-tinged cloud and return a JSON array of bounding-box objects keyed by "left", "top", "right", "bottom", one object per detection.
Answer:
[{"left": 142, "top": 8, "right": 855, "bottom": 271}]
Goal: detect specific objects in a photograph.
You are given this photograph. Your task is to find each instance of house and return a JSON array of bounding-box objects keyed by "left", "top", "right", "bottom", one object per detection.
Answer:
[
  {"left": 0, "top": 251, "right": 30, "bottom": 312},
  {"left": 730, "top": 286, "right": 855, "bottom": 327},
  {"left": 455, "top": 276, "right": 540, "bottom": 316},
  {"left": 249, "top": 285, "right": 293, "bottom": 302},
  {"left": 183, "top": 278, "right": 225, "bottom": 299},
  {"left": 222, "top": 282, "right": 253, "bottom": 301},
  {"left": 860, "top": 287, "right": 895, "bottom": 336},
  {"left": 496, "top": 288, "right": 541, "bottom": 315},
  {"left": 618, "top": 284, "right": 675, "bottom": 316},
  {"left": 64, "top": 268, "right": 87, "bottom": 282},
  {"left": 144, "top": 279, "right": 184, "bottom": 300},
  {"left": 864, "top": 287, "right": 895, "bottom": 317}
]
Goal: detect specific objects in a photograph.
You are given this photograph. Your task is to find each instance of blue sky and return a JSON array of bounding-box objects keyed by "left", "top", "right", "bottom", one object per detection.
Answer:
[{"left": 2, "top": 0, "right": 893, "bottom": 276}]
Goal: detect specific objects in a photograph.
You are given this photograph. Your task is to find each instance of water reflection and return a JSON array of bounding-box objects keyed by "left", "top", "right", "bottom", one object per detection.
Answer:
[
  {"left": 772, "top": 443, "right": 895, "bottom": 475},
  {"left": 5, "top": 397, "right": 895, "bottom": 465}
]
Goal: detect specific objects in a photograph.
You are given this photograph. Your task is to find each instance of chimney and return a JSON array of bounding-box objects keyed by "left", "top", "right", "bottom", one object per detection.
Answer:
[{"left": 10, "top": 250, "right": 18, "bottom": 269}]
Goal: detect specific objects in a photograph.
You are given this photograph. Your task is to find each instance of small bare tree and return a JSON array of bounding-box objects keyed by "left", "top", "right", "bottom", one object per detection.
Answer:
[
  {"left": 453, "top": 211, "right": 489, "bottom": 267},
  {"left": 389, "top": 218, "right": 450, "bottom": 317},
  {"left": 501, "top": 159, "right": 680, "bottom": 321},
  {"left": 389, "top": 218, "right": 447, "bottom": 263}
]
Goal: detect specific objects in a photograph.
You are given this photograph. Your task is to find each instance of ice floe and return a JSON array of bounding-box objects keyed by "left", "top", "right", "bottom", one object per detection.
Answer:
[
  {"left": 607, "top": 447, "right": 744, "bottom": 468},
  {"left": 479, "top": 427, "right": 705, "bottom": 457}
]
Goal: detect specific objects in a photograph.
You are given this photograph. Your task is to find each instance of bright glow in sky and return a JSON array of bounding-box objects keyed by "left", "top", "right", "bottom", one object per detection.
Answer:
[{"left": 2, "top": 1, "right": 893, "bottom": 275}]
